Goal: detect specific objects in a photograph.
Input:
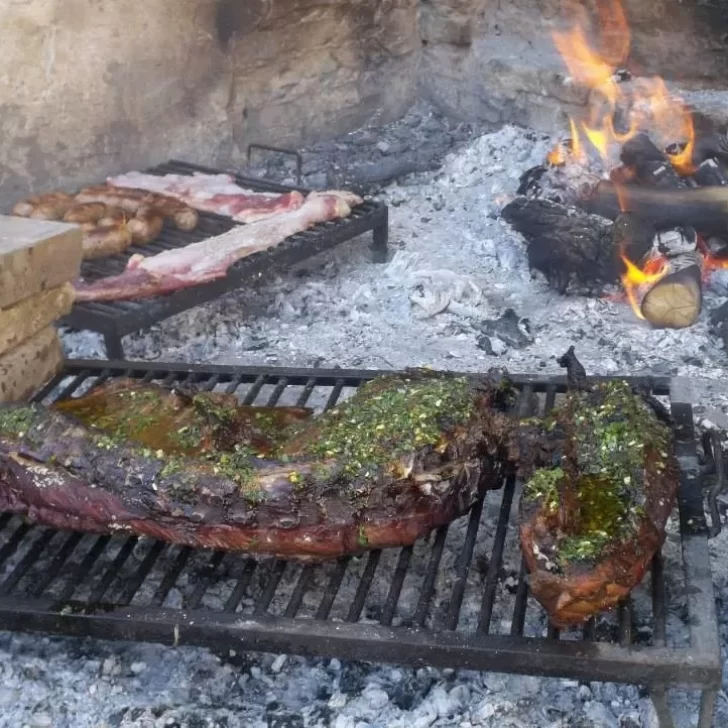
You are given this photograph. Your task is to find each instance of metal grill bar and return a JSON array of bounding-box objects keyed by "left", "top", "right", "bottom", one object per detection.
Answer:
[
  {"left": 57, "top": 536, "right": 111, "bottom": 602},
  {"left": 151, "top": 547, "right": 192, "bottom": 607},
  {"left": 29, "top": 532, "right": 84, "bottom": 598},
  {"left": 381, "top": 547, "right": 413, "bottom": 627},
  {"left": 254, "top": 561, "right": 287, "bottom": 615},
  {"left": 186, "top": 552, "right": 226, "bottom": 610},
  {"left": 315, "top": 557, "right": 349, "bottom": 620},
  {"left": 89, "top": 537, "right": 139, "bottom": 603},
  {"left": 225, "top": 560, "right": 257, "bottom": 613},
  {"left": 477, "top": 475, "right": 517, "bottom": 634},
  {"left": 346, "top": 551, "right": 381, "bottom": 623},
  {"left": 444, "top": 498, "right": 484, "bottom": 630},
  {"left": 284, "top": 565, "right": 315, "bottom": 618},
  {"left": 413, "top": 526, "right": 448, "bottom": 627},
  {"left": 117, "top": 541, "right": 167, "bottom": 606},
  {"left": 0, "top": 529, "right": 55, "bottom": 596},
  {"left": 0, "top": 523, "right": 30, "bottom": 570},
  {"left": 510, "top": 560, "right": 529, "bottom": 637}
]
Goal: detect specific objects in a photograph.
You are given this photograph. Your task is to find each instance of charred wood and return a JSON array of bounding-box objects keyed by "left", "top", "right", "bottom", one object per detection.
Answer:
[
  {"left": 620, "top": 132, "right": 687, "bottom": 190},
  {"left": 582, "top": 182, "right": 728, "bottom": 230},
  {"left": 501, "top": 198, "right": 655, "bottom": 294}
]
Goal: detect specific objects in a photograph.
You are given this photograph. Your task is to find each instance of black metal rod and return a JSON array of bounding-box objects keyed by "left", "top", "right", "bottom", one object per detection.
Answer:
[
  {"left": 242, "top": 375, "right": 267, "bottom": 405},
  {"left": 0, "top": 522, "right": 30, "bottom": 570},
  {"left": 253, "top": 560, "right": 287, "bottom": 615},
  {"left": 88, "top": 537, "right": 139, "bottom": 604},
  {"left": 346, "top": 551, "right": 381, "bottom": 623},
  {"left": 510, "top": 559, "right": 530, "bottom": 637},
  {"left": 478, "top": 476, "right": 517, "bottom": 634},
  {"left": 3, "top": 602, "right": 718, "bottom": 689},
  {"left": 651, "top": 552, "right": 666, "bottom": 647},
  {"left": 618, "top": 600, "right": 632, "bottom": 646},
  {"left": 315, "top": 557, "right": 350, "bottom": 621},
  {"left": 582, "top": 618, "right": 596, "bottom": 642},
  {"left": 413, "top": 526, "right": 449, "bottom": 627},
  {"left": 30, "top": 532, "right": 84, "bottom": 598},
  {"left": 284, "top": 565, "right": 315, "bottom": 618},
  {"left": 117, "top": 541, "right": 167, "bottom": 606},
  {"left": 324, "top": 380, "right": 346, "bottom": 410},
  {"left": 56, "top": 536, "right": 111, "bottom": 602},
  {"left": 380, "top": 547, "right": 413, "bottom": 627},
  {"left": 295, "top": 378, "right": 318, "bottom": 408},
  {"left": 151, "top": 547, "right": 192, "bottom": 607},
  {"left": 224, "top": 560, "right": 257, "bottom": 613},
  {"left": 0, "top": 529, "right": 55, "bottom": 596},
  {"left": 266, "top": 378, "right": 289, "bottom": 407},
  {"left": 186, "top": 552, "right": 226, "bottom": 610},
  {"left": 445, "top": 497, "right": 485, "bottom": 631}
]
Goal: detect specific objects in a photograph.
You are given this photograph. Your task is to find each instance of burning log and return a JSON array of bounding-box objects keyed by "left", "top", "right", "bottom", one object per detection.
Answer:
[{"left": 622, "top": 227, "right": 703, "bottom": 329}]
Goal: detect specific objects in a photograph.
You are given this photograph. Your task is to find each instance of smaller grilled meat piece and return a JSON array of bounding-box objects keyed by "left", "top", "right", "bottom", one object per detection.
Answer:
[
  {"left": 518, "top": 378, "right": 679, "bottom": 627},
  {"left": 0, "top": 371, "right": 517, "bottom": 559}
]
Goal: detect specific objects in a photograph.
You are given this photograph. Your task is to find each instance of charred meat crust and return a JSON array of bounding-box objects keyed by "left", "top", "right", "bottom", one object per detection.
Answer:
[{"left": 0, "top": 371, "right": 517, "bottom": 560}]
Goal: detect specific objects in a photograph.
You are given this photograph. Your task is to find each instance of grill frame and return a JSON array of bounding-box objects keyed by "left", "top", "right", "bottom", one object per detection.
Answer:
[
  {"left": 0, "top": 361, "right": 721, "bottom": 727},
  {"left": 61, "top": 160, "right": 389, "bottom": 359}
]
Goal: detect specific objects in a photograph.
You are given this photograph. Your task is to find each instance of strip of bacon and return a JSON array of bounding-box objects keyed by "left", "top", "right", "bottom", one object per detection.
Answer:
[
  {"left": 73, "top": 191, "right": 362, "bottom": 303},
  {"left": 107, "top": 171, "right": 307, "bottom": 223}
]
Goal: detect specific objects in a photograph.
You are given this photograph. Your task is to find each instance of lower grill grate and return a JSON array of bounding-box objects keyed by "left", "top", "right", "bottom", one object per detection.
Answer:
[
  {"left": 0, "top": 361, "right": 721, "bottom": 726},
  {"left": 61, "top": 159, "right": 389, "bottom": 359}
]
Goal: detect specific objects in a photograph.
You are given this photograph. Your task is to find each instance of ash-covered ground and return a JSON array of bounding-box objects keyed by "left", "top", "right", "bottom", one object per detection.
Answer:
[{"left": 5, "top": 101, "right": 728, "bottom": 728}]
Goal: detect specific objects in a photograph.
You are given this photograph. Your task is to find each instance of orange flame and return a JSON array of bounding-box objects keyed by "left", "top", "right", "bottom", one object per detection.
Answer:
[
  {"left": 619, "top": 253, "right": 668, "bottom": 320},
  {"left": 547, "top": 0, "right": 699, "bottom": 319},
  {"left": 548, "top": 0, "right": 695, "bottom": 173}
]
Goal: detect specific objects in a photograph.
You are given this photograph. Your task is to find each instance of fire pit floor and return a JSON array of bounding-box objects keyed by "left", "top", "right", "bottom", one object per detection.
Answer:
[
  {"left": 0, "top": 360, "right": 720, "bottom": 727},
  {"left": 61, "top": 160, "right": 389, "bottom": 360}
]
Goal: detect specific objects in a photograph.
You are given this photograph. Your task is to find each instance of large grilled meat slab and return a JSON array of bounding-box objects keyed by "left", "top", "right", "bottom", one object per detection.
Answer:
[
  {"left": 517, "top": 376, "right": 679, "bottom": 628},
  {"left": 0, "top": 371, "right": 516, "bottom": 559}
]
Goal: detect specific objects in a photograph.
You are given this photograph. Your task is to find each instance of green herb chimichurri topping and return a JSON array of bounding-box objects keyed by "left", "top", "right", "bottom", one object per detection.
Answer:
[
  {"left": 283, "top": 375, "right": 476, "bottom": 479},
  {"left": 523, "top": 380, "right": 671, "bottom": 569},
  {"left": 0, "top": 406, "right": 37, "bottom": 437}
]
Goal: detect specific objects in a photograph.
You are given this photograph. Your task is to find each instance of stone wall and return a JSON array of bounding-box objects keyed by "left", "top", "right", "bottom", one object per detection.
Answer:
[
  {"left": 2, "top": 0, "right": 727, "bottom": 208},
  {"left": 0, "top": 0, "right": 419, "bottom": 208}
]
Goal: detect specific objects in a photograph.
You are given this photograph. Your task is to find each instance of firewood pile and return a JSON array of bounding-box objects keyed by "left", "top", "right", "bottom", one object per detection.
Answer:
[
  {"left": 498, "top": 0, "right": 728, "bottom": 331},
  {"left": 503, "top": 100, "right": 728, "bottom": 330}
]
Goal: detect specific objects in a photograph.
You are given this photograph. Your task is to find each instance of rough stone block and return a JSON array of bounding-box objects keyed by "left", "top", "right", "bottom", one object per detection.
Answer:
[
  {"left": 0, "top": 216, "right": 82, "bottom": 309},
  {"left": 0, "top": 326, "right": 63, "bottom": 404},
  {"left": 0, "top": 283, "right": 75, "bottom": 358}
]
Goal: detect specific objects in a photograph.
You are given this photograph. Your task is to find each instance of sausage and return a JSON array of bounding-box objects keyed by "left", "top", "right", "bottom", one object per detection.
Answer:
[
  {"left": 63, "top": 203, "right": 108, "bottom": 225},
  {"left": 97, "top": 207, "right": 129, "bottom": 227},
  {"left": 146, "top": 196, "right": 198, "bottom": 231},
  {"left": 75, "top": 185, "right": 198, "bottom": 230},
  {"left": 13, "top": 192, "right": 75, "bottom": 219},
  {"left": 81, "top": 224, "right": 133, "bottom": 260},
  {"left": 75, "top": 186, "right": 146, "bottom": 213},
  {"left": 127, "top": 206, "right": 164, "bottom": 244}
]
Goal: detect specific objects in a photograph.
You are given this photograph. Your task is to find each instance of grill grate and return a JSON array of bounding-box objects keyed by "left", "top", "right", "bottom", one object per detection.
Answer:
[
  {"left": 0, "top": 361, "right": 721, "bottom": 727},
  {"left": 61, "top": 160, "right": 389, "bottom": 359}
]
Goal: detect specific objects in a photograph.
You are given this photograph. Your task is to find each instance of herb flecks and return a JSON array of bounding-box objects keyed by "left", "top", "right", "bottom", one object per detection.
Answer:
[
  {"left": 284, "top": 375, "right": 475, "bottom": 480},
  {"left": 524, "top": 380, "right": 672, "bottom": 570},
  {"left": 0, "top": 406, "right": 38, "bottom": 438}
]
